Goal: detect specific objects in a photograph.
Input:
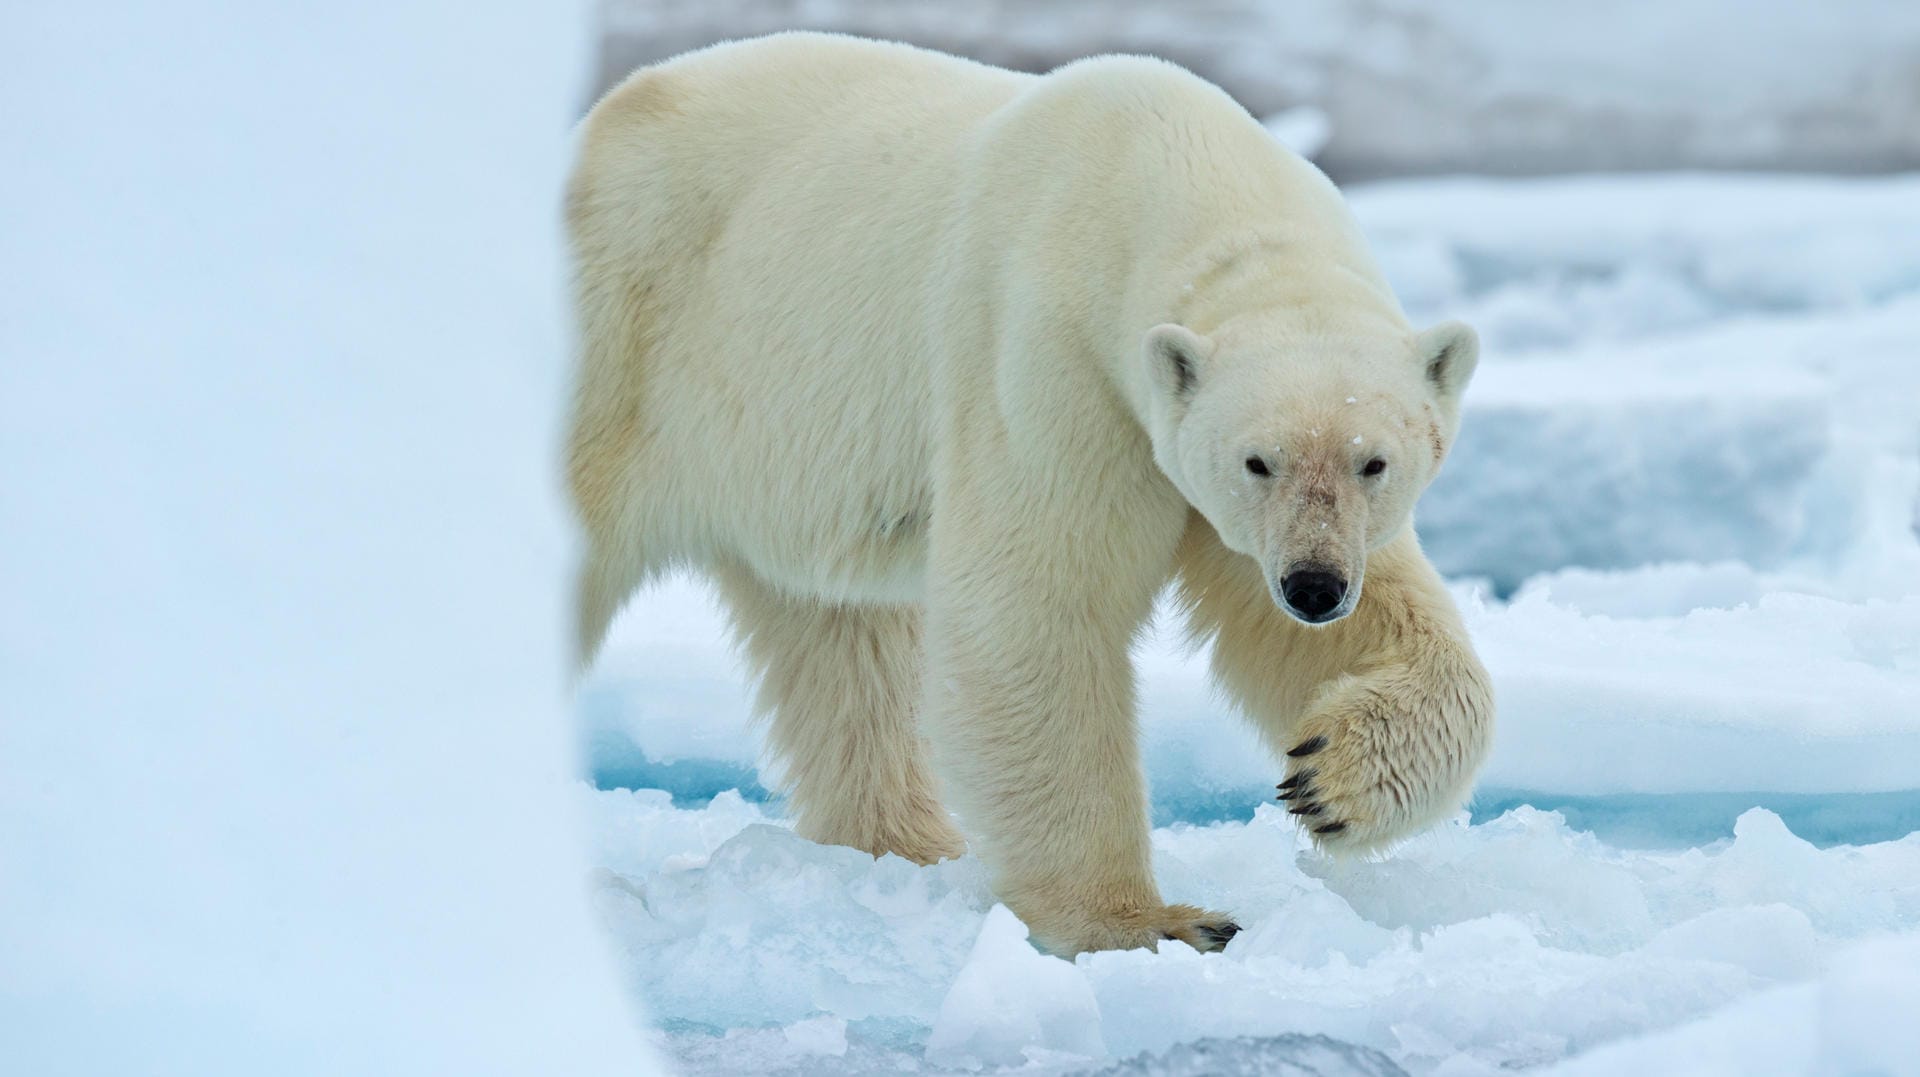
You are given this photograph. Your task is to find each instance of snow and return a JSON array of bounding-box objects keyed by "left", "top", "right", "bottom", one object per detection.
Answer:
[
  {"left": 1, "top": 1, "right": 661, "bottom": 1073},
  {"left": 581, "top": 172, "right": 1920, "bottom": 1074}
]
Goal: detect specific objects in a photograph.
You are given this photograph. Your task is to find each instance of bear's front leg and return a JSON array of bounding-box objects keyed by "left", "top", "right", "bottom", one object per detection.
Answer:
[
  {"left": 1275, "top": 643, "right": 1493, "bottom": 851},
  {"left": 922, "top": 454, "right": 1237, "bottom": 956},
  {"left": 1178, "top": 520, "right": 1494, "bottom": 853}
]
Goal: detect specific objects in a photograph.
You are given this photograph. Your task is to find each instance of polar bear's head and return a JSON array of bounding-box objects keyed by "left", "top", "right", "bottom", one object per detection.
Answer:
[{"left": 1139, "top": 317, "right": 1478, "bottom": 625}]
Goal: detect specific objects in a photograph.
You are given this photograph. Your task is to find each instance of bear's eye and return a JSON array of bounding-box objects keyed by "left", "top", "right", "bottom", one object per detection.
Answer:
[
  {"left": 1362, "top": 458, "right": 1387, "bottom": 477},
  {"left": 1244, "top": 456, "right": 1271, "bottom": 477}
]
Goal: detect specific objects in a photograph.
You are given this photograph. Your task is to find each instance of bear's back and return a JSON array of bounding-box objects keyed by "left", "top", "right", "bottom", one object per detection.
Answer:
[{"left": 578, "top": 32, "right": 1026, "bottom": 165}]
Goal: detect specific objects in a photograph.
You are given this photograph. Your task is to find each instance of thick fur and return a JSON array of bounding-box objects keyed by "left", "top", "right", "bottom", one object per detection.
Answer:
[{"left": 566, "top": 32, "right": 1494, "bottom": 957}]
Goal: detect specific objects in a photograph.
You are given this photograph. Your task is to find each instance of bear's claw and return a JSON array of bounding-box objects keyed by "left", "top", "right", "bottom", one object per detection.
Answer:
[
  {"left": 1277, "top": 772, "right": 1349, "bottom": 840},
  {"left": 1195, "top": 922, "right": 1242, "bottom": 949},
  {"left": 1286, "top": 735, "right": 1327, "bottom": 758}
]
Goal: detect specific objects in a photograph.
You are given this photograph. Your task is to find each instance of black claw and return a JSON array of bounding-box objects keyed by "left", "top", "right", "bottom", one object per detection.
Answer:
[
  {"left": 1196, "top": 922, "right": 1241, "bottom": 950},
  {"left": 1287, "top": 736, "right": 1327, "bottom": 758},
  {"left": 1313, "top": 821, "right": 1348, "bottom": 836},
  {"left": 1277, "top": 768, "right": 1315, "bottom": 791},
  {"left": 1287, "top": 803, "right": 1324, "bottom": 817},
  {"left": 1277, "top": 787, "right": 1302, "bottom": 801}
]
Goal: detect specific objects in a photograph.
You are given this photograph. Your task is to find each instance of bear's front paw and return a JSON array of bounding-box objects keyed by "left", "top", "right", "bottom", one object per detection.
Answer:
[{"left": 1275, "top": 667, "right": 1492, "bottom": 853}]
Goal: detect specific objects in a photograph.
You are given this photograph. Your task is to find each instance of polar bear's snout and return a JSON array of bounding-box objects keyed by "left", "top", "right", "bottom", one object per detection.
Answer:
[{"left": 1279, "top": 565, "right": 1351, "bottom": 624}]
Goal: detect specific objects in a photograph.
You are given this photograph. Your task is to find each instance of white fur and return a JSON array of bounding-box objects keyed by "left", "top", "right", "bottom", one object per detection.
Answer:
[{"left": 566, "top": 32, "right": 1494, "bottom": 956}]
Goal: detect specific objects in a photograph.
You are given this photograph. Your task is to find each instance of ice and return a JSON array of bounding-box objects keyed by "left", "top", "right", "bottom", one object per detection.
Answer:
[
  {"left": 1469, "top": 588, "right": 1920, "bottom": 796},
  {"left": 1350, "top": 177, "right": 1920, "bottom": 588},
  {"left": 595, "top": 794, "right": 1920, "bottom": 1074},
  {"left": 926, "top": 905, "right": 1106, "bottom": 1069},
  {"left": 1543, "top": 934, "right": 1920, "bottom": 1076},
  {"left": 589, "top": 793, "right": 992, "bottom": 1032},
  {"left": 1420, "top": 299, "right": 1920, "bottom": 585},
  {"left": 782, "top": 1016, "right": 851, "bottom": 1057},
  {"left": 1423, "top": 361, "right": 1833, "bottom": 588},
  {"left": 1082, "top": 1033, "right": 1409, "bottom": 1076}
]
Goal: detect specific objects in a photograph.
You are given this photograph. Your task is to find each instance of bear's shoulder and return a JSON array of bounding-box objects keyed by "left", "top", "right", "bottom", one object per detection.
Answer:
[
  {"left": 666, "top": 30, "right": 1009, "bottom": 88},
  {"left": 1033, "top": 54, "right": 1228, "bottom": 113},
  {"left": 1003, "top": 53, "right": 1264, "bottom": 157}
]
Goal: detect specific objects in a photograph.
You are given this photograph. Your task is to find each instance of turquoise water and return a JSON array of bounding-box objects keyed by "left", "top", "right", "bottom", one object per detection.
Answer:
[
  {"left": 586, "top": 741, "right": 1920, "bottom": 850},
  {"left": 587, "top": 731, "right": 770, "bottom": 804},
  {"left": 1466, "top": 787, "right": 1920, "bottom": 848}
]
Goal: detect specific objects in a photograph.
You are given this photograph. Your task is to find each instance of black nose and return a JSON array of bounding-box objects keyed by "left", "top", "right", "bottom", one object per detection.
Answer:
[{"left": 1281, "top": 569, "right": 1348, "bottom": 622}]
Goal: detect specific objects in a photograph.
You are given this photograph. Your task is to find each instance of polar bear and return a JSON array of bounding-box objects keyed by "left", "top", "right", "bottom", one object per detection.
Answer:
[{"left": 567, "top": 32, "right": 1494, "bottom": 956}]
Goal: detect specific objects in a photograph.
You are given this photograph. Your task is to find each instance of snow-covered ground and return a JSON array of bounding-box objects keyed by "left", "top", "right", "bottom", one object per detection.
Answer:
[{"left": 583, "top": 173, "right": 1920, "bottom": 1074}]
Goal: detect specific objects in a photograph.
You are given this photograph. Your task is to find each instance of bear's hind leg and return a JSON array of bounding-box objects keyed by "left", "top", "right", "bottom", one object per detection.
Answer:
[
  {"left": 714, "top": 564, "right": 965, "bottom": 865},
  {"left": 576, "top": 544, "right": 652, "bottom": 672}
]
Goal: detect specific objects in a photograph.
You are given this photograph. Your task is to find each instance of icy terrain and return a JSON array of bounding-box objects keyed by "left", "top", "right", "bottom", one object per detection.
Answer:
[{"left": 583, "top": 174, "right": 1920, "bottom": 1075}]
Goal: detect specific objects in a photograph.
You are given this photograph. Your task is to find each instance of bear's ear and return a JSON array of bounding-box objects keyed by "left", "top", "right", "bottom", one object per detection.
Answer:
[
  {"left": 1143, "top": 323, "right": 1214, "bottom": 401},
  {"left": 1417, "top": 321, "right": 1479, "bottom": 403}
]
